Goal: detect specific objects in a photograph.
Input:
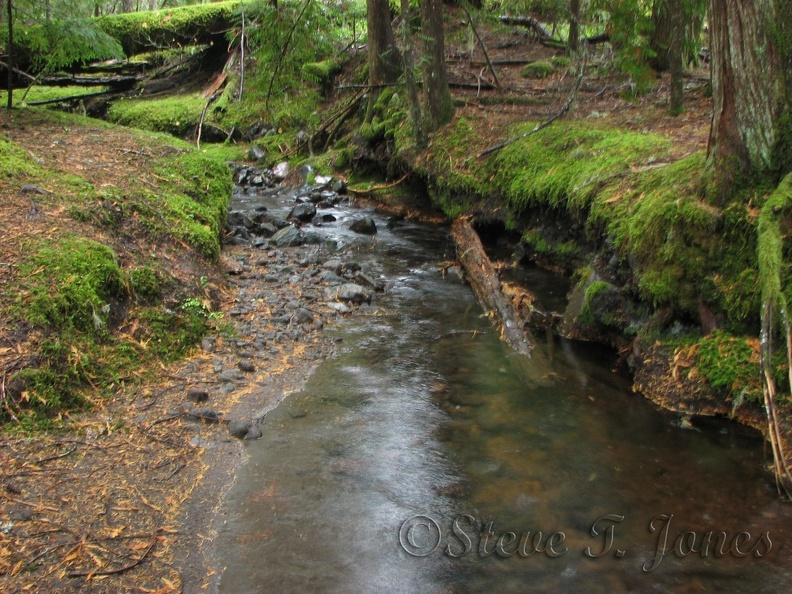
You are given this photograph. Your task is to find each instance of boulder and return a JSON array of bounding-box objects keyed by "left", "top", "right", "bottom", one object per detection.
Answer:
[
  {"left": 335, "top": 283, "right": 372, "bottom": 304},
  {"left": 271, "top": 225, "right": 303, "bottom": 247},
  {"left": 350, "top": 217, "right": 378, "bottom": 235},
  {"left": 288, "top": 203, "right": 317, "bottom": 222}
]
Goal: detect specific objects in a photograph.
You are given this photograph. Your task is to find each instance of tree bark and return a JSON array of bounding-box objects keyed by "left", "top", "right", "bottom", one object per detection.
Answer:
[
  {"left": 6, "top": 0, "right": 12, "bottom": 110},
  {"left": 420, "top": 0, "right": 454, "bottom": 131},
  {"left": 667, "top": 0, "right": 684, "bottom": 114},
  {"left": 568, "top": 0, "right": 580, "bottom": 56},
  {"left": 707, "top": 0, "right": 791, "bottom": 195},
  {"left": 451, "top": 218, "right": 539, "bottom": 358},
  {"left": 400, "top": 0, "right": 426, "bottom": 149},
  {"left": 121, "top": 0, "right": 136, "bottom": 13},
  {"left": 366, "top": 0, "right": 401, "bottom": 88},
  {"left": 649, "top": 0, "right": 671, "bottom": 71}
]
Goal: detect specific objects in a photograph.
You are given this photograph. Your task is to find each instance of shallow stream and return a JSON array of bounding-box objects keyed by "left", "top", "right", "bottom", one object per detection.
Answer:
[{"left": 214, "top": 185, "right": 792, "bottom": 593}]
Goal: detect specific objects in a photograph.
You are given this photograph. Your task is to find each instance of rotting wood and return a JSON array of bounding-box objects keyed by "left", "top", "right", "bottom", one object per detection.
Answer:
[{"left": 451, "top": 217, "right": 538, "bottom": 358}]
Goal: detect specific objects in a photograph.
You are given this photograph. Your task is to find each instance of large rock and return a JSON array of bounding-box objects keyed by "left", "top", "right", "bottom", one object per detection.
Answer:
[
  {"left": 248, "top": 144, "right": 268, "bottom": 163},
  {"left": 334, "top": 283, "right": 372, "bottom": 304},
  {"left": 349, "top": 217, "right": 378, "bottom": 235},
  {"left": 288, "top": 203, "right": 317, "bottom": 222},
  {"left": 272, "top": 161, "right": 290, "bottom": 181},
  {"left": 271, "top": 225, "right": 303, "bottom": 247}
]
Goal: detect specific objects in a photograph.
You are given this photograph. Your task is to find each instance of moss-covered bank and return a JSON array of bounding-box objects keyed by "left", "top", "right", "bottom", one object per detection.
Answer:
[
  {"left": 0, "top": 110, "right": 232, "bottom": 428},
  {"left": 409, "top": 116, "right": 790, "bottom": 422}
]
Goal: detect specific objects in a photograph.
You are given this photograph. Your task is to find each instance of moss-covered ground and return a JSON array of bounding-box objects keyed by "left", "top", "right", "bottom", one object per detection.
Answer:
[{"left": 0, "top": 108, "right": 231, "bottom": 427}]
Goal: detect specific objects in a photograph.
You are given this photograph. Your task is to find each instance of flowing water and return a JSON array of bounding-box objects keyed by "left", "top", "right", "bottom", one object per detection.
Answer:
[{"left": 214, "top": 187, "right": 792, "bottom": 593}]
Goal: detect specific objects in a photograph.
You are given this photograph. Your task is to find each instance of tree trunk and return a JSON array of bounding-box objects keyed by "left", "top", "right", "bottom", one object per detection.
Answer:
[
  {"left": 707, "top": 0, "right": 792, "bottom": 196},
  {"left": 451, "top": 218, "right": 539, "bottom": 359},
  {"left": 667, "top": 0, "right": 684, "bottom": 114},
  {"left": 366, "top": 0, "right": 401, "bottom": 88},
  {"left": 400, "top": 0, "right": 426, "bottom": 149},
  {"left": 6, "top": 0, "right": 12, "bottom": 110},
  {"left": 568, "top": 0, "right": 580, "bottom": 56},
  {"left": 121, "top": 0, "right": 135, "bottom": 13},
  {"left": 420, "top": 0, "right": 454, "bottom": 131},
  {"left": 649, "top": 0, "right": 671, "bottom": 71}
]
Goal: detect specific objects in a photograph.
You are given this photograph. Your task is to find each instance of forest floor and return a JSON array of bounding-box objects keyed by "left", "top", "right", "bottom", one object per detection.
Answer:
[{"left": 0, "top": 16, "right": 775, "bottom": 593}]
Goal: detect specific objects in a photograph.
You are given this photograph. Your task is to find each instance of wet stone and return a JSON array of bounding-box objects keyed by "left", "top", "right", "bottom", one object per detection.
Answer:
[
  {"left": 288, "top": 203, "right": 317, "bottom": 222},
  {"left": 271, "top": 225, "right": 303, "bottom": 247},
  {"left": 349, "top": 217, "right": 377, "bottom": 235},
  {"left": 186, "top": 387, "right": 209, "bottom": 403}
]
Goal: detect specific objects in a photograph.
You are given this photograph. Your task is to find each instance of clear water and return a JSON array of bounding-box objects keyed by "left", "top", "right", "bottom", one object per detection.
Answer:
[{"left": 213, "top": 190, "right": 792, "bottom": 593}]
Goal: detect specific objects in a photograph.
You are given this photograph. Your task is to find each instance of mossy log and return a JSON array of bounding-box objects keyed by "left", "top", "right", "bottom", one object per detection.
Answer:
[
  {"left": 451, "top": 217, "right": 544, "bottom": 359},
  {"left": 95, "top": 1, "right": 240, "bottom": 57}
]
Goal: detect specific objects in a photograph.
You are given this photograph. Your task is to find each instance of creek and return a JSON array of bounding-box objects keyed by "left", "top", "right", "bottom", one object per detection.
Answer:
[{"left": 213, "top": 181, "right": 792, "bottom": 593}]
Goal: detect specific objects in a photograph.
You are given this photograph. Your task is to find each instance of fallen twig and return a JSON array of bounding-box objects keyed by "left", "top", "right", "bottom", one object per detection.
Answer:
[
  {"left": 347, "top": 173, "right": 410, "bottom": 195},
  {"left": 67, "top": 540, "right": 156, "bottom": 578},
  {"left": 462, "top": 3, "right": 502, "bottom": 94}
]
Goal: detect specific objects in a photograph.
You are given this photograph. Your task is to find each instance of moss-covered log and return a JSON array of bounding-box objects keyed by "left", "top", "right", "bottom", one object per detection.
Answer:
[{"left": 95, "top": 1, "right": 241, "bottom": 58}]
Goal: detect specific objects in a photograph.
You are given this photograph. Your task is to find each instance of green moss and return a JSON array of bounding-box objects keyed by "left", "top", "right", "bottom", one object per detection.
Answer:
[
  {"left": 107, "top": 94, "right": 206, "bottom": 137},
  {"left": 128, "top": 266, "right": 161, "bottom": 300},
  {"left": 137, "top": 300, "right": 213, "bottom": 362},
  {"left": 494, "top": 122, "right": 670, "bottom": 211},
  {"left": 18, "top": 237, "right": 125, "bottom": 336},
  {"left": 521, "top": 60, "right": 555, "bottom": 79},
  {"left": 0, "top": 135, "right": 43, "bottom": 179},
  {"left": 301, "top": 59, "right": 342, "bottom": 85},
  {"left": 550, "top": 55, "right": 572, "bottom": 69},
  {"left": 0, "top": 86, "right": 110, "bottom": 108},
  {"left": 695, "top": 331, "right": 763, "bottom": 402},
  {"left": 95, "top": 1, "right": 242, "bottom": 56},
  {"left": 147, "top": 152, "right": 233, "bottom": 259},
  {"left": 521, "top": 228, "right": 581, "bottom": 263}
]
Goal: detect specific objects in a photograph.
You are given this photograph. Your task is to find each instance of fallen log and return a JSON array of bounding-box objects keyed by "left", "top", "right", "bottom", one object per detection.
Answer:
[{"left": 451, "top": 217, "right": 546, "bottom": 361}]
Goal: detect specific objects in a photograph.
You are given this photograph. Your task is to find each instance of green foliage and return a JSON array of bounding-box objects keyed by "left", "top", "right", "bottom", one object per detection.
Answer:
[
  {"left": 490, "top": 0, "right": 569, "bottom": 23},
  {"left": 521, "top": 60, "right": 555, "bottom": 79},
  {"left": 590, "top": 0, "right": 656, "bottom": 93},
  {"left": 13, "top": 18, "right": 124, "bottom": 74}
]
